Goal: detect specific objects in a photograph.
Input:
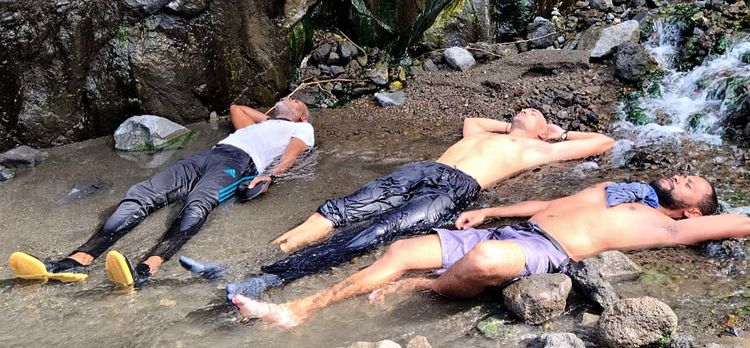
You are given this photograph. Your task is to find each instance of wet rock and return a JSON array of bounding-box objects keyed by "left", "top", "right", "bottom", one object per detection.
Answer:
[
  {"left": 666, "top": 333, "right": 695, "bottom": 348},
  {"left": 502, "top": 273, "right": 572, "bottom": 324},
  {"left": 114, "top": 115, "right": 193, "bottom": 151},
  {"left": 374, "top": 92, "right": 406, "bottom": 107},
  {"left": 476, "top": 317, "right": 524, "bottom": 340},
  {"left": 590, "top": 0, "right": 613, "bottom": 11},
  {"left": 527, "top": 332, "right": 585, "bottom": 348},
  {"left": 614, "top": 43, "right": 656, "bottom": 83},
  {"left": 701, "top": 239, "right": 747, "bottom": 260},
  {"left": 0, "top": 165, "right": 14, "bottom": 181},
  {"left": 375, "top": 340, "right": 401, "bottom": 348},
  {"left": 572, "top": 161, "right": 600, "bottom": 178},
  {"left": 703, "top": 336, "right": 750, "bottom": 348},
  {"left": 165, "top": 0, "right": 210, "bottom": 16},
  {"left": 0, "top": 145, "right": 48, "bottom": 168},
  {"left": 312, "top": 43, "right": 333, "bottom": 64},
  {"left": 423, "top": 59, "right": 439, "bottom": 72},
  {"left": 566, "top": 255, "right": 621, "bottom": 308},
  {"left": 589, "top": 20, "right": 640, "bottom": 58},
  {"left": 55, "top": 180, "right": 112, "bottom": 206},
  {"left": 527, "top": 17, "right": 556, "bottom": 49},
  {"left": 443, "top": 47, "right": 476, "bottom": 72},
  {"left": 368, "top": 62, "right": 389, "bottom": 86},
  {"left": 405, "top": 336, "right": 431, "bottom": 348},
  {"left": 598, "top": 297, "right": 678, "bottom": 348},
  {"left": 124, "top": 0, "right": 171, "bottom": 14}
]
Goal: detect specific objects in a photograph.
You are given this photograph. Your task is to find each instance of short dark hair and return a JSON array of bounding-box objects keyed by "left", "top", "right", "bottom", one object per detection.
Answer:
[{"left": 697, "top": 181, "right": 719, "bottom": 215}]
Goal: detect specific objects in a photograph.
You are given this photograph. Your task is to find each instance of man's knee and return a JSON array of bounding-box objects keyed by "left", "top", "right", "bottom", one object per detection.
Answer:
[{"left": 462, "top": 241, "right": 525, "bottom": 280}]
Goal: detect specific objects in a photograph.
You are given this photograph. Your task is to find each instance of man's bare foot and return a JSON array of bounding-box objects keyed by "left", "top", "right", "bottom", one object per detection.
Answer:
[
  {"left": 68, "top": 252, "right": 94, "bottom": 266},
  {"left": 232, "top": 294, "right": 303, "bottom": 328},
  {"left": 271, "top": 213, "right": 334, "bottom": 253},
  {"left": 368, "top": 278, "right": 433, "bottom": 305}
]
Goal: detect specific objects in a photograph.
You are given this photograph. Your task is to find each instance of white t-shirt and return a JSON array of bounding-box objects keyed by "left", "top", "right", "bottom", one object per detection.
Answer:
[{"left": 218, "top": 119, "right": 315, "bottom": 174}]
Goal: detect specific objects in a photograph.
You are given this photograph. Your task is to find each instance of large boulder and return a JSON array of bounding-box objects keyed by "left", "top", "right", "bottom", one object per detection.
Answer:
[
  {"left": 113, "top": 115, "right": 193, "bottom": 151},
  {"left": 443, "top": 47, "right": 476, "bottom": 71},
  {"left": 527, "top": 17, "right": 556, "bottom": 49},
  {"left": 597, "top": 297, "right": 678, "bottom": 348},
  {"left": 0, "top": 145, "right": 48, "bottom": 168},
  {"left": 614, "top": 43, "right": 657, "bottom": 84},
  {"left": 582, "top": 20, "right": 640, "bottom": 58},
  {"left": 502, "top": 273, "right": 572, "bottom": 324}
]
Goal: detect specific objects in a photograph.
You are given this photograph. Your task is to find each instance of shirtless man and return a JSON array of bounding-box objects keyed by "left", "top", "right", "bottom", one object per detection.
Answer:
[
  {"left": 231, "top": 175, "right": 747, "bottom": 328},
  {"left": 183, "top": 108, "right": 614, "bottom": 299}
]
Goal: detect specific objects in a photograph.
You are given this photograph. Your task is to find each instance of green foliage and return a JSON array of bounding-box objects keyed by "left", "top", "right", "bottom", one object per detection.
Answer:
[
  {"left": 660, "top": 3, "right": 702, "bottom": 23},
  {"left": 676, "top": 36, "right": 700, "bottom": 71},
  {"left": 687, "top": 112, "right": 704, "bottom": 130},
  {"left": 116, "top": 25, "right": 127, "bottom": 43},
  {"left": 715, "top": 36, "right": 732, "bottom": 55},
  {"left": 621, "top": 92, "right": 652, "bottom": 125},
  {"left": 728, "top": 191, "right": 746, "bottom": 205},
  {"left": 652, "top": 332, "right": 673, "bottom": 346},
  {"left": 646, "top": 82, "right": 662, "bottom": 97},
  {"left": 640, "top": 19, "right": 655, "bottom": 42}
]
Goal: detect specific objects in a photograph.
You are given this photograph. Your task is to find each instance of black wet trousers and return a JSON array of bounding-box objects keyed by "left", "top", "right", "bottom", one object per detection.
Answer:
[
  {"left": 75, "top": 144, "right": 255, "bottom": 262},
  {"left": 261, "top": 161, "right": 480, "bottom": 282}
]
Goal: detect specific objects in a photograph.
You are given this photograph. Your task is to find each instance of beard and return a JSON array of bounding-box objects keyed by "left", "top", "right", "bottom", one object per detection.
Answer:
[{"left": 648, "top": 179, "right": 688, "bottom": 210}]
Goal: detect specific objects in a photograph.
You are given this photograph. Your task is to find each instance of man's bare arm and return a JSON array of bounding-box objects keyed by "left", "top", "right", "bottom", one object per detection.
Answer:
[
  {"left": 455, "top": 200, "right": 553, "bottom": 229},
  {"left": 247, "top": 137, "right": 310, "bottom": 190},
  {"left": 544, "top": 131, "right": 615, "bottom": 162},
  {"left": 671, "top": 214, "right": 750, "bottom": 245},
  {"left": 462, "top": 118, "right": 511, "bottom": 138},
  {"left": 229, "top": 105, "right": 269, "bottom": 130}
]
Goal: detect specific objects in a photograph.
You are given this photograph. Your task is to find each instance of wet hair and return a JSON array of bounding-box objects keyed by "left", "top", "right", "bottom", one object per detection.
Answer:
[{"left": 697, "top": 181, "right": 718, "bottom": 215}]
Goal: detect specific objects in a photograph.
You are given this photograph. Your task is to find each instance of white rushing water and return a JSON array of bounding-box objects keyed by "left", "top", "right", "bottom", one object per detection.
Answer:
[{"left": 614, "top": 19, "right": 750, "bottom": 148}]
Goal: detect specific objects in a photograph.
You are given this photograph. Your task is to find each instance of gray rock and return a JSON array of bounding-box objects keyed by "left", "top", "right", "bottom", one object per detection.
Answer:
[
  {"left": 405, "top": 336, "right": 431, "bottom": 348},
  {"left": 443, "top": 47, "right": 476, "bottom": 72},
  {"left": 566, "top": 260, "right": 620, "bottom": 308},
  {"left": 590, "top": 20, "right": 640, "bottom": 58},
  {"left": 0, "top": 165, "right": 14, "bottom": 181},
  {"left": 374, "top": 91, "right": 406, "bottom": 107},
  {"left": 327, "top": 52, "right": 342, "bottom": 65},
  {"left": 590, "top": 0, "right": 613, "bottom": 11},
  {"left": 312, "top": 43, "right": 333, "bottom": 63},
  {"left": 502, "top": 273, "right": 572, "bottom": 324},
  {"left": 339, "top": 40, "right": 358, "bottom": 60},
  {"left": 368, "top": 62, "right": 389, "bottom": 86},
  {"left": 584, "top": 251, "right": 642, "bottom": 281},
  {"left": 614, "top": 43, "right": 656, "bottom": 83},
  {"left": 598, "top": 297, "right": 678, "bottom": 348},
  {"left": 666, "top": 333, "right": 694, "bottom": 348},
  {"left": 329, "top": 65, "right": 346, "bottom": 76},
  {"left": 55, "top": 180, "right": 112, "bottom": 206},
  {"left": 114, "top": 115, "right": 193, "bottom": 151},
  {"left": 347, "top": 343, "right": 375, "bottom": 348},
  {"left": 527, "top": 17, "right": 557, "bottom": 49},
  {"left": 124, "top": 0, "right": 171, "bottom": 14},
  {"left": 375, "top": 340, "right": 401, "bottom": 348},
  {"left": 527, "top": 333, "right": 585, "bottom": 348},
  {"left": 165, "top": 0, "right": 210, "bottom": 16},
  {"left": 0, "top": 145, "right": 48, "bottom": 168},
  {"left": 423, "top": 59, "right": 439, "bottom": 72}
]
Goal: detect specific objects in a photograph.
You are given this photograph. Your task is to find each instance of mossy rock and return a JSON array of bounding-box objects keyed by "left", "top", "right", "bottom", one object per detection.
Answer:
[{"left": 741, "top": 51, "right": 750, "bottom": 64}]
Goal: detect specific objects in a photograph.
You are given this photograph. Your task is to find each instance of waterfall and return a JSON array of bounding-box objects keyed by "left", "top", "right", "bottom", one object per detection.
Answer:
[{"left": 614, "top": 19, "right": 750, "bottom": 147}]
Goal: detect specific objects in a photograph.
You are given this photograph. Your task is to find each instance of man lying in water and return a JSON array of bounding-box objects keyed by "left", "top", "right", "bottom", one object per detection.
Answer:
[
  {"left": 230, "top": 175, "right": 747, "bottom": 328},
  {"left": 181, "top": 108, "right": 615, "bottom": 299},
  {"left": 8, "top": 98, "right": 314, "bottom": 287}
]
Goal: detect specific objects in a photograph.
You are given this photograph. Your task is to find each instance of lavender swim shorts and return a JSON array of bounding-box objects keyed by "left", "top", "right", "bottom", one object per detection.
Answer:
[{"left": 434, "top": 222, "right": 570, "bottom": 277}]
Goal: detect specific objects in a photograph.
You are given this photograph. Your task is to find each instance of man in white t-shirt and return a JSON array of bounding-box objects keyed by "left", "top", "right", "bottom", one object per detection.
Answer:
[{"left": 8, "top": 98, "right": 314, "bottom": 288}]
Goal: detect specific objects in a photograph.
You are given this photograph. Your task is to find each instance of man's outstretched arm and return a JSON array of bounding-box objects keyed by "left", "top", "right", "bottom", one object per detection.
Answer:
[
  {"left": 229, "top": 104, "right": 269, "bottom": 130},
  {"left": 455, "top": 200, "right": 553, "bottom": 229},
  {"left": 544, "top": 130, "right": 615, "bottom": 162},
  {"left": 671, "top": 214, "right": 750, "bottom": 246},
  {"left": 246, "top": 138, "right": 310, "bottom": 190},
  {"left": 462, "top": 118, "right": 511, "bottom": 138}
]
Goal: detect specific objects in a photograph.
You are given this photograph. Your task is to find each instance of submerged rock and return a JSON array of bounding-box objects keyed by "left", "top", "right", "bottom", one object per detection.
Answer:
[
  {"left": 114, "top": 115, "right": 193, "bottom": 151},
  {"left": 55, "top": 180, "right": 112, "bottom": 206},
  {"left": 502, "top": 273, "right": 572, "bottom": 324},
  {"left": 0, "top": 165, "right": 14, "bottom": 181},
  {"left": 614, "top": 43, "right": 656, "bottom": 83},
  {"left": 443, "top": 47, "right": 476, "bottom": 72},
  {"left": 589, "top": 20, "right": 640, "bottom": 58},
  {"left": 528, "top": 332, "right": 585, "bottom": 348},
  {"left": 476, "top": 316, "right": 523, "bottom": 340},
  {"left": 374, "top": 92, "right": 406, "bottom": 107},
  {"left": 0, "top": 145, "right": 48, "bottom": 168},
  {"left": 597, "top": 297, "right": 678, "bottom": 348},
  {"left": 165, "top": 0, "right": 210, "bottom": 16},
  {"left": 405, "top": 336, "right": 431, "bottom": 348}
]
